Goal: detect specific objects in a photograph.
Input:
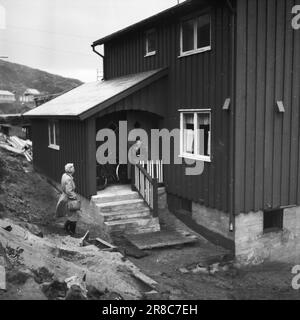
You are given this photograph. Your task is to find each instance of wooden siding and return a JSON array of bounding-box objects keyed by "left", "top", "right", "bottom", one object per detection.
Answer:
[
  {"left": 31, "top": 118, "right": 96, "bottom": 198},
  {"left": 104, "top": 3, "right": 234, "bottom": 213},
  {"left": 235, "top": 0, "right": 300, "bottom": 214},
  {"left": 93, "top": 77, "right": 168, "bottom": 119}
]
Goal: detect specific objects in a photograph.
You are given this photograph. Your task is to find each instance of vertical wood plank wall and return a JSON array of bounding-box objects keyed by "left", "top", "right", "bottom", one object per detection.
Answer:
[
  {"left": 104, "top": 4, "right": 233, "bottom": 213},
  {"left": 235, "top": 0, "right": 300, "bottom": 214},
  {"left": 31, "top": 119, "right": 96, "bottom": 198}
]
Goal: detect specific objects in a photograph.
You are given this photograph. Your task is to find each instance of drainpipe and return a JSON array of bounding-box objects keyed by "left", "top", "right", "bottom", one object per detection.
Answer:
[
  {"left": 226, "top": 0, "right": 236, "bottom": 234},
  {"left": 92, "top": 44, "right": 105, "bottom": 80}
]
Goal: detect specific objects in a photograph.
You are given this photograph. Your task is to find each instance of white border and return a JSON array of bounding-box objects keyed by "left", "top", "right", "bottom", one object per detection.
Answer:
[
  {"left": 179, "top": 109, "right": 211, "bottom": 163},
  {"left": 179, "top": 14, "right": 212, "bottom": 58}
]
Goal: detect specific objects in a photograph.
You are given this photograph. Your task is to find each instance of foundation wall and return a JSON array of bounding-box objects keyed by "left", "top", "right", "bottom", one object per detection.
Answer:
[
  {"left": 235, "top": 207, "right": 300, "bottom": 265},
  {"left": 192, "top": 203, "right": 234, "bottom": 242}
]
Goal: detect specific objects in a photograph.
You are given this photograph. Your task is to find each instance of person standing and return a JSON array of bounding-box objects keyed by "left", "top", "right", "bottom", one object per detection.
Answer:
[{"left": 55, "top": 163, "right": 81, "bottom": 235}]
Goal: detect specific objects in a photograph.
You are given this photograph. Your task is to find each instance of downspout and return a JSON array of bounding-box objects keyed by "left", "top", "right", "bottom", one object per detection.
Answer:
[
  {"left": 226, "top": 0, "right": 236, "bottom": 234},
  {"left": 92, "top": 44, "right": 105, "bottom": 80}
]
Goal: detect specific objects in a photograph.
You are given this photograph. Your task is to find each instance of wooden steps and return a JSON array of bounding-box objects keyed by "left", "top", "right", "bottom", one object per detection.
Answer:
[{"left": 91, "top": 185, "right": 160, "bottom": 237}]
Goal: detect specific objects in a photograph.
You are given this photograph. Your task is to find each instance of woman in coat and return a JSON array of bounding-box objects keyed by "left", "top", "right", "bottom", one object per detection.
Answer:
[{"left": 55, "top": 163, "right": 80, "bottom": 235}]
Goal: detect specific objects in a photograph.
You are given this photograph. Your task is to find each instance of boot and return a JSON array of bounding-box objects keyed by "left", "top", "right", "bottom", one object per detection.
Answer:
[
  {"left": 64, "top": 220, "right": 71, "bottom": 233},
  {"left": 69, "top": 221, "right": 77, "bottom": 235}
]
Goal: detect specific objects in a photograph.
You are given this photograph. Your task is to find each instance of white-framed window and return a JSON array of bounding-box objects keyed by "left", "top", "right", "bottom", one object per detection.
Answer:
[
  {"left": 48, "top": 120, "right": 60, "bottom": 150},
  {"left": 145, "top": 29, "right": 157, "bottom": 57},
  {"left": 179, "top": 13, "right": 211, "bottom": 57},
  {"left": 179, "top": 109, "right": 211, "bottom": 162}
]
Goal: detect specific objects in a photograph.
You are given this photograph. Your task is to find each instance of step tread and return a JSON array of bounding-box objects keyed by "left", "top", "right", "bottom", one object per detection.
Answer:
[
  {"left": 96, "top": 198, "right": 144, "bottom": 208},
  {"left": 92, "top": 189, "right": 138, "bottom": 199},
  {"left": 100, "top": 208, "right": 150, "bottom": 217},
  {"left": 104, "top": 216, "right": 156, "bottom": 226}
]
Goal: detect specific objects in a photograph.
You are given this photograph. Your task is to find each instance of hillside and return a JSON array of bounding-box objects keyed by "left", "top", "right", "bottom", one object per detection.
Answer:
[
  {"left": 0, "top": 60, "right": 83, "bottom": 114},
  {"left": 0, "top": 60, "right": 82, "bottom": 96}
]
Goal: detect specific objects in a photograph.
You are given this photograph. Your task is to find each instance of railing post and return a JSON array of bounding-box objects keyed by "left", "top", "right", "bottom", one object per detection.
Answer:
[
  {"left": 152, "top": 178, "right": 158, "bottom": 218},
  {"left": 131, "top": 164, "right": 136, "bottom": 191}
]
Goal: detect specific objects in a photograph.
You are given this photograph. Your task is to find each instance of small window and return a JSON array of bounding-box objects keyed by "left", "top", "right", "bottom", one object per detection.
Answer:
[
  {"left": 263, "top": 209, "right": 283, "bottom": 233},
  {"left": 145, "top": 29, "right": 157, "bottom": 56},
  {"left": 180, "top": 110, "right": 211, "bottom": 162},
  {"left": 180, "top": 14, "right": 211, "bottom": 56},
  {"left": 48, "top": 120, "right": 60, "bottom": 150}
]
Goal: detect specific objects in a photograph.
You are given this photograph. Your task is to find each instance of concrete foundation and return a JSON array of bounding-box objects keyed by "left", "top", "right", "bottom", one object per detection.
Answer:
[
  {"left": 186, "top": 201, "right": 300, "bottom": 265},
  {"left": 158, "top": 187, "right": 167, "bottom": 210},
  {"left": 235, "top": 207, "right": 300, "bottom": 265},
  {"left": 192, "top": 203, "right": 234, "bottom": 242}
]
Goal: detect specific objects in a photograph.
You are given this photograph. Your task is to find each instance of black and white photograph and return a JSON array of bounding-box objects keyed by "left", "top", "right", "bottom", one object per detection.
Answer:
[{"left": 1, "top": 0, "right": 300, "bottom": 306}]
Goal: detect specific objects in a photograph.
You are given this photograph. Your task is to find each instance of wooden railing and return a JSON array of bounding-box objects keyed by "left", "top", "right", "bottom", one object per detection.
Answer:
[
  {"left": 139, "top": 160, "right": 164, "bottom": 185},
  {"left": 132, "top": 163, "right": 159, "bottom": 218}
]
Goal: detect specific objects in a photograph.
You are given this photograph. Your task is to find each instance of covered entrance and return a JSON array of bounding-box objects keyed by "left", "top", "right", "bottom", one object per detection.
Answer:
[{"left": 95, "top": 109, "right": 163, "bottom": 191}]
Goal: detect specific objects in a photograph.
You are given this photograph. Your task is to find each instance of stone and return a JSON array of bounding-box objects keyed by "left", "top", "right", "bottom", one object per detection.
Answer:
[
  {"left": 24, "top": 223, "right": 43, "bottom": 238},
  {"left": 179, "top": 268, "right": 189, "bottom": 274}
]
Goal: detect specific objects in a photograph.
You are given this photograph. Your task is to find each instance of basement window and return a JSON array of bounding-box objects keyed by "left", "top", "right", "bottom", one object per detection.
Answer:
[
  {"left": 263, "top": 209, "right": 283, "bottom": 233},
  {"left": 180, "top": 13, "right": 211, "bottom": 57},
  {"left": 48, "top": 120, "right": 60, "bottom": 150},
  {"left": 145, "top": 29, "right": 157, "bottom": 57},
  {"left": 179, "top": 110, "right": 211, "bottom": 162}
]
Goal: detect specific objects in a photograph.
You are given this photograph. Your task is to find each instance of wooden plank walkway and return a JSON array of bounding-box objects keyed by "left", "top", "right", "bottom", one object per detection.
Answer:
[{"left": 126, "top": 230, "right": 198, "bottom": 250}]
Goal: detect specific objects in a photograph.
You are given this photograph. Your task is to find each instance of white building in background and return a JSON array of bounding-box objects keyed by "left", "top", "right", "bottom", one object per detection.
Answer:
[
  {"left": 0, "top": 90, "right": 16, "bottom": 103},
  {"left": 20, "top": 88, "right": 41, "bottom": 103}
]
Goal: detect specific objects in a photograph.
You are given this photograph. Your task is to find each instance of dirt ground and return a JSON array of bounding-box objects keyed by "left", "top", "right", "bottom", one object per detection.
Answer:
[{"left": 1, "top": 147, "right": 300, "bottom": 300}]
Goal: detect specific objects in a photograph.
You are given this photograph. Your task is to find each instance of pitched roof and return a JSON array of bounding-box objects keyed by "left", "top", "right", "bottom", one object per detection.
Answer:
[
  {"left": 23, "top": 68, "right": 168, "bottom": 120},
  {"left": 92, "top": 0, "right": 220, "bottom": 46},
  {"left": 24, "top": 88, "right": 40, "bottom": 95}
]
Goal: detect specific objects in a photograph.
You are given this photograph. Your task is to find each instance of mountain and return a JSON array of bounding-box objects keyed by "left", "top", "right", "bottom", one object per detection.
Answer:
[
  {"left": 0, "top": 60, "right": 83, "bottom": 114},
  {"left": 0, "top": 60, "right": 83, "bottom": 96}
]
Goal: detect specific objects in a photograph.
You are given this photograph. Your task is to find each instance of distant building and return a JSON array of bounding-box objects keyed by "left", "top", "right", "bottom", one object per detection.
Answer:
[
  {"left": 20, "top": 88, "right": 41, "bottom": 103},
  {"left": 0, "top": 90, "right": 16, "bottom": 103}
]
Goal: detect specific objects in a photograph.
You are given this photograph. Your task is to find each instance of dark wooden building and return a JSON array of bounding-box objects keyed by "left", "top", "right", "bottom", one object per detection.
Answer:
[{"left": 24, "top": 0, "right": 300, "bottom": 263}]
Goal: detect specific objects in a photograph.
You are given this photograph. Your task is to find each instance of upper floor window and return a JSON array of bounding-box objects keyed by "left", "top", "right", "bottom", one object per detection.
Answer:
[
  {"left": 145, "top": 29, "right": 157, "bottom": 57},
  {"left": 180, "top": 14, "right": 211, "bottom": 57},
  {"left": 48, "top": 120, "right": 60, "bottom": 150},
  {"left": 179, "top": 110, "right": 211, "bottom": 162}
]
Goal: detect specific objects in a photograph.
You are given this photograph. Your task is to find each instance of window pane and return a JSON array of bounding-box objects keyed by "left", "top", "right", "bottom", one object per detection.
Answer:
[
  {"left": 182, "top": 19, "right": 194, "bottom": 52},
  {"left": 147, "top": 30, "right": 156, "bottom": 53},
  {"left": 197, "top": 113, "right": 210, "bottom": 156},
  {"left": 197, "top": 14, "right": 211, "bottom": 49},
  {"left": 183, "top": 114, "right": 195, "bottom": 154},
  {"left": 49, "top": 122, "right": 54, "bottom": 145},
  {"left": 55, "top": 122, "right": 60, "bottom": 146}
]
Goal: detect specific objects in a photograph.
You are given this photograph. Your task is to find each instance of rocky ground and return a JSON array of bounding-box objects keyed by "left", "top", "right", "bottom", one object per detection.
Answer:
[{"left": 0, "top": 147, "right": 300, "bottom": 300}]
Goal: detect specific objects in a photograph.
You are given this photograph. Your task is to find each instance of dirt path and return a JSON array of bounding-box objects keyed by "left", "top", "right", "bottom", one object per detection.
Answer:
[{"left": 129, "top": 243, "right": 300, "bottom": 300}]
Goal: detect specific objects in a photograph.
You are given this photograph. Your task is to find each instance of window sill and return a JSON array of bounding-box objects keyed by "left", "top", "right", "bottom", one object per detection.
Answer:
[
  {"left": 178, "top": 46, "right": 211, "bottom": 58},
  {"left": 179, "top": 154, "right": 211, "bottom": 163},
  {"left": 48, "top": 144, "right": 60, "bottom": 151},
  {"left": 144, "top": 51, "right": 156, "bottom": 57},
  {"left": 263, "top": 228, "right": 283, "bottom": 235}
]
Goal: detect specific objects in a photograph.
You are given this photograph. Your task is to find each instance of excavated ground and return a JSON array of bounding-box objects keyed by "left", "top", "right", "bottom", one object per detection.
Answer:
[{"left": 0, "top": 148, "right": 300, "bottom": 300}]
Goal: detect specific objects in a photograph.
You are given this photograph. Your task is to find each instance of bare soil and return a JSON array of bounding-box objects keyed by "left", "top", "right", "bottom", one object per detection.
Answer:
[{"left": 1, "top": 148, "right": 300, "bottom": 300}]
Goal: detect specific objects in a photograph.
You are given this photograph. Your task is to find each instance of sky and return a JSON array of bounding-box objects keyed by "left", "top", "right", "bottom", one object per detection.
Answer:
[{"left": 0, "top": 0, "right": 182, "bottom": 82}]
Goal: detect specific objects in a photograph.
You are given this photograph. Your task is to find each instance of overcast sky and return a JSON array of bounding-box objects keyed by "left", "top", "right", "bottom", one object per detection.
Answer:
[{"left": 0, "top": 0, "right": 181, "bottom": 82}]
